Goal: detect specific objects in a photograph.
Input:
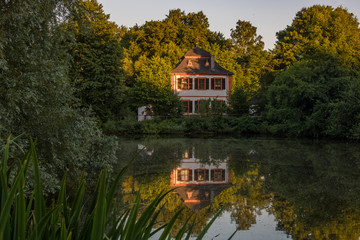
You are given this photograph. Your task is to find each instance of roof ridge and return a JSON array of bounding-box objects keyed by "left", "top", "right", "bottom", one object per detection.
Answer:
[{"left": 184, "top": 47, "right": 212, "bottom": 58}]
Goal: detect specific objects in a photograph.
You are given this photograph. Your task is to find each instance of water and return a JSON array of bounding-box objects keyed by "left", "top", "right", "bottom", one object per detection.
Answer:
[{"left": 115, "top": 137, "right": 360, "bottom": 240}]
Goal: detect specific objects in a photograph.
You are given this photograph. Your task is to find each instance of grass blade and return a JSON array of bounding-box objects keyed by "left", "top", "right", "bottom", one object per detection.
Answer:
[
  {"left": 158, "top": 207, "right": 184, "bottom": 240},
  {"left": 90, "top": 170, "right": 108, "bottom": 240},
  {"left": 228, "top": 229, "right": 238, "bottom": 240},
  {"left": 29, "top": 138, "right": 46, "bottom": 222},
  {"left": 196, "top": 206, "right": 225, "bottom": 240},
  {"left": 0, "top": 148, "right": 30, "bottom": 240},
  {"left": 122, "top": 190, "right": 140, "bottom": 239},
  {"left": 57, "top": 173, "right": 68, "bottom": 226},
  {"left": 184, "top": 217, "right": 196, "bottom": 240},
  {"left": 175, "top": 214, "right": 193, "bottom": 240}
]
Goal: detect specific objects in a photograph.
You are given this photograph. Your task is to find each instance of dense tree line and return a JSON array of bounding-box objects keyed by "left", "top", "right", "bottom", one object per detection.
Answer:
[
  {"left": 266, "top": 5, "right": 360, "bottom": 138},
  {"left": 113, "top": 3, "right": 360, "bottom": 139}
]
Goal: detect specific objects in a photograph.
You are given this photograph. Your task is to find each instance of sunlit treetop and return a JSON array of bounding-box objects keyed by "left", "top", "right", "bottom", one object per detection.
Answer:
[{"left": 273, "top": 5, "right": 360, "bottom": 70}]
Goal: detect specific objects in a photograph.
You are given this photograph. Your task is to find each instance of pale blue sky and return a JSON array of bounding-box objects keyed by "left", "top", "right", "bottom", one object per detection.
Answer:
[{"left": 99, "top": 0, "right": 360, "bottom": 50}]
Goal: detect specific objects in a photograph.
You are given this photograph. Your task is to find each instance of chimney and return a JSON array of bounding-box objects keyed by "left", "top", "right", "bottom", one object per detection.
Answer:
[{"left": 210, "top": 55, "right": 215, "bottom": 71}]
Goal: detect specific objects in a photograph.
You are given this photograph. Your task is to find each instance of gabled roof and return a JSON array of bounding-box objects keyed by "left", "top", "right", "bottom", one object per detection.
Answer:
[
  {"left": 172, "top": 184, "right": 232, "bottom": 211},
  {"left": 171, "top": 47, "right": 234, "bottom": 75}
]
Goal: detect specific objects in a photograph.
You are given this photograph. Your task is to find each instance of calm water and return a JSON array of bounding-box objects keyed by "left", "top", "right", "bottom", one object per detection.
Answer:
[{"left": 115, "top": 137, "right": 360, "bottom": 240}]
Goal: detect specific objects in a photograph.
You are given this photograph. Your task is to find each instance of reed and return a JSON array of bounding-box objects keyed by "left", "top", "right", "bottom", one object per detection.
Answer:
[{"left": 0, "top": 136, "right": 224, "bottom": 239}]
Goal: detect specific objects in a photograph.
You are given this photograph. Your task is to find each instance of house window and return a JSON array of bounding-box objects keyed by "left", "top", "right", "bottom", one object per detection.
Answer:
[
  {"left": 178, "top": 78, "right": 192, "bottom": 90},
  {"left": 199, "top": 78, "right": 205, "bottom": 90},
  {"left": 211, "top": 78, "right": 225, "bottom": 90},
  {"left": 182, "top": 100, "right": 193, "bottom": 114},
  {"left": 194, "top": 169, "right": 209, "bottom": 181},
  {"left": 177, "top": 169, "right": 192, "bottom": 181},
  {"left": 211, "top": 169, "right": 225, "bottom": 182},
  {"left": 195, "top": 78, "right": 209, "bottom": 90}
]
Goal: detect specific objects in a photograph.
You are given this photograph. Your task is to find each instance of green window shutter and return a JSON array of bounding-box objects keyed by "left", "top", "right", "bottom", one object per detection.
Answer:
[
  {"left": 189, "top": 169, "right": 193, "bottom": 181},
  {"left": 211, "top": 78, "right": 214, "bottom": 89},
  {"left": 222, "top": 78, "right": 225, "bottom": 90},
  {"left": 195, "top": 78, "right": 198, "bottom": 89},
  {"left": 190, "top": 78, "right": 193, "bottom": 89},
  {"left": 194, "top": 169, "right": 198, "bottom": 181},
  {"left": 189, "top": 101, "right": 193, "bottom": 113},
  {"left": 222, "top": 169, "right": 225, "bottom": 181},
  {"left": 210, "top": 169, "right": 214, "bottom": 181},
  {"left": 206, "top": 78, "right": 209, "bottom": 89},
  {"left": 206, "top": 169, "right": 209, "bottom": 181}
]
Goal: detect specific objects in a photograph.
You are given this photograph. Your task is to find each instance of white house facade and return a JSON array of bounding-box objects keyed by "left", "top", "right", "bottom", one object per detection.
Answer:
[{"left": 171, "top": 47, "right": 234, "bottom": 114}]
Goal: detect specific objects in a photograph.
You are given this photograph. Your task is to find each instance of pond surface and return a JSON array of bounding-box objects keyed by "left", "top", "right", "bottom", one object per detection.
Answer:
[{"left": 115, "top": 137, "right": 360, "bottom": 240}]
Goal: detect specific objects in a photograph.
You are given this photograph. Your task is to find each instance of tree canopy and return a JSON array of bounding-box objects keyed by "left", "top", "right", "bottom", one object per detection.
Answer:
[
  {"left": 67, "top": 0, "right": 126, "bottom": 123},
  {"left": 273, "top": 5, "right": 360, "bottom": 70},
  {"left": 0, "top": 0, "right": 117, "bottom": 193},
  {"left": 263, "top": 5, "right": 360, "bottom": 138},
  {"left": 266, "top": 54, "right": 360, "bottom": 138}
]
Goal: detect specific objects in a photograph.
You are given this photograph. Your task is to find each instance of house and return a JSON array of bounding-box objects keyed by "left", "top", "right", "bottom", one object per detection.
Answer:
[
  {"left": 171, "top": 47, "right": 234, "bottom": 114},
  {"left": 170, "top": 147, "right": 232, "bottom": 210}
]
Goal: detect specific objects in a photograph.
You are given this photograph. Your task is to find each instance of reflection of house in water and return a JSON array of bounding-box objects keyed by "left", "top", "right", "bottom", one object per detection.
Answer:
[{"left": 170, "top": 148, "right": 232, "bottom": 211}]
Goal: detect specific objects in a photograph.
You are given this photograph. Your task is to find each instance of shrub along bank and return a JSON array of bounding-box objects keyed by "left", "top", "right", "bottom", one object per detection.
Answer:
[{"left": 104, "top": 116, "right": 266, "bottom": 136}]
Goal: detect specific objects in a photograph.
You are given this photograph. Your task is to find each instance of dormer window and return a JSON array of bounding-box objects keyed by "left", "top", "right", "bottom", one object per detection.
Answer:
[
  {"left": 187, "top": 60, "right": 192, "bottom": 66},
  {"left": 205, "top": 60, "right": 210, "bottom": 67}
]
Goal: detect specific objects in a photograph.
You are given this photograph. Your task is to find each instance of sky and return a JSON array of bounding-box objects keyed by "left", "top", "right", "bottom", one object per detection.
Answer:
[{"left": 98, "top": 0, "right": 360, "bottom": 50}]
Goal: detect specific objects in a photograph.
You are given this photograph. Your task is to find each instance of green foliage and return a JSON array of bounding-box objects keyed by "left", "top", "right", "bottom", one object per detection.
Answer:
[
  {"left": 266, "top": 54, "right": 360, "bottom": 138},
  {"left": 202, "top": 44, "right": 244, "bottom": 89},
  {"left": 264, "top": 5, "right": 360, "bottom": 139},
  {"left": 229, "top": 87, "right": 250, "bottom": 116},
  {"left": 273, "top": 5, "right": 360, "bottom": 70},
  {"left": 131, "top": 56, "right": 183, "bottom": 117},
  {"left": 121, "top": 9, "right": 224, "bottom": 87},
  {"left": 0, "top": 0, "right": 117, "bottom": 193},
  {"left": 231, "top": 20, "right": 265, "bottom": 57},
  {"left": 0, "top": 138, "right": 223, "bottom": 240},
  {"left": 230, "top": 20, "right": 270, "bottom": 93},
  {"left": 104, "top": 116, "right": 266, "bottom": 136},
  {"left": 67, "top": 0, "right": 126, "bottom": 122}
]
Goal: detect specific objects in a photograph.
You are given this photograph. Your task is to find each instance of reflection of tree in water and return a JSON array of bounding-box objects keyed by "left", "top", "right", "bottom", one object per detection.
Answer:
[
  {"left": 119, "top": 169, "right": 271, "bottom": 236},
  {"left": 116, "top": 137, "right": 271, "bottom": 235},
  {"left": 255, "top": 140, "right": 360, "bottom": 239},
  {"left": 116, "top": 137, "right": 360, "bottom": 238},
  {"left": 271, "top": 198, "right": 360, "bottom": 240}
]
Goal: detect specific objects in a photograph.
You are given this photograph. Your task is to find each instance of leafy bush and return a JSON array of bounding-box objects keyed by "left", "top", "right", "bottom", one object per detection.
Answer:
[
  {"left": 265, "top": 55, "right": 360, "bottom": 138},
  {"left": 0, "top": 0, "right": 118, "bottom": 194}
]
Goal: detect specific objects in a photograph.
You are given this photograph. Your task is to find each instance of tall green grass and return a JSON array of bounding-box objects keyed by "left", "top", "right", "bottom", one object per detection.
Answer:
[{"left": 0, "top": 137, "right": 227, "bottom": 239}]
